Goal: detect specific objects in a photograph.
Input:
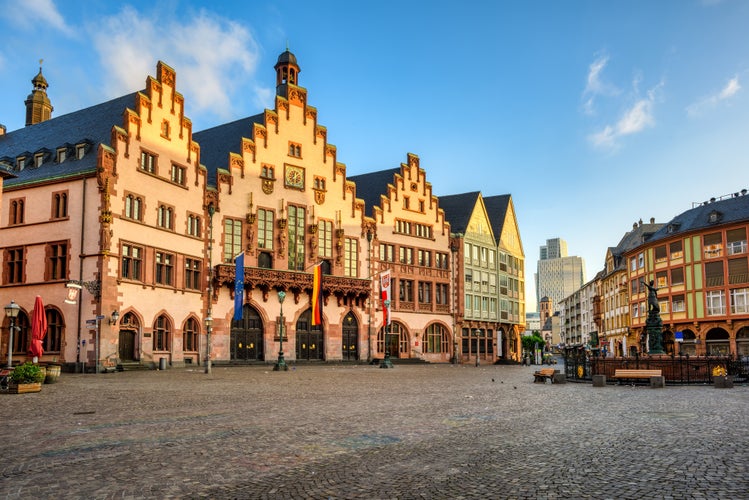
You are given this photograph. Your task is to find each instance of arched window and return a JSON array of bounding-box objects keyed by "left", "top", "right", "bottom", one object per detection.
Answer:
[
  {"left": 183, "top": 317, "right": 199, "bottom": 352},
  {"left": 424, "top": 323, "right": 448, "bottom": 353},
  {"left": 153, "top": 315, "right": 171, "bottom": 351},
  {"left": 10, "top": 311, "right": 30, "bottom": 354},
  {"left": 43, "top": 309, "right": 64, "bottom": 353}
]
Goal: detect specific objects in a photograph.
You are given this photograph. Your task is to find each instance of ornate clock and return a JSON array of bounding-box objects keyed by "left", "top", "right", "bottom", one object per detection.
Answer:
[{"left": 284, "top": 165, "right": 305, "bottom": 189}]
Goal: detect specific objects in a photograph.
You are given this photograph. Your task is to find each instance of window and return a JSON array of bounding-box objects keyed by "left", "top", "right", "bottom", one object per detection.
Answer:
[
  {"left": 76, "top": 144, "right": 86, "bottom": 160},
  {"left": 260, "top": 164, "right": 275, "bottom": 179},
  {"left": 157, "top": 204, "right": 174, "bottom": 230},
  {"left": 465, "top": 243, "right": 472, "bottom": 264},
  {"left": 223, "top": 218, "right": 243, "bottom": 262},
  {"left": 4, "top": 247, "right": 25, "bottom": 284},
  {"left": 672, "top": 294, "right": 685, "bottom": 312},
  {"left": 153, "top": 315, "right": 171, "bottom": 351},
  {"left": 435, "top": 252, "right": 448, "bottom": 269},
  {"left": 10, "top": 198, "right": 24, "bottom": 225},
  {"left": 703, "top": 232, "right": 723, "bottom": 258},
  {"left": 399, "top": 246, "right": 413, "bottom": 265},
  {"left": 489, "top": 274, "right": 497, "bottom": 294},
  {"left": 43, "top": 309, "right": 63, "bottom": 353},
  {"left": 670, "top": 240, "right": 683, "bottom": 259},
  {"left": 185, "top": 258, "right": 201, "bottom": 290},
  {"left": 140, "top": 150, "right": 156, "bottom": 173},
  {"left": 631, "top": 303, "right": 640, "bottom": 318},
  {"left": 121, "top": 244, "right": 143, "bottom": 281},
  {"left": 288, "top": 142, "right": 302, "bottom": 158},
  {"left": 379, "top": 243, "right": 394, "bottom": 262},
  {"left": 414, "top": 223, "right": 432, "bottom": 238},
  {"left": 287, "top": 205, "right": 306, "bottom": 271},
  {"left": 46, "top": 242, "right": 68, "bottom": 280},
  {"left": 34, "top": 153, "right": 44, "bottom": 168},
  {"left": 313, "top": 177, "right": 326, "bottom": 190},
  {"left": 670, "top": 267, "right": 684, "bottom": 286},
  {"left": 161, "top": 120, "right": 170, "bottom": 139},
  {"left": 170, "top": 164, "right": 186, "bottom": 185},
  {"left": 726, "top": 228, "right": 747, "bottom": 255},
  {"left": 705, "top": 261, "right": 724, "bottom": 287},
  {"left": 56, "top": 148, "right": 66, "bottom": 163},
  {"left": 730, "top": 287, "right": 749, "bottom": 314},
  {"left": 395, "top": 220, "right": 412, "bottom": 235},
  {"left": 638, "top": 252, "right": 644, "bottom": 269},
  {"left": 403, "top": 196, "right": 410, "bottom": 210},
  {"left": 706, "top": 290, "right": 726, "bottom": 316},
  {"left": 258, "top": 252, "right": 273, "bottom": 269},
  {"left": 630, "top": 256, "right": 637, "bottom": 272},
  {"left": 257, "top": 209, "right": 274, "bottom": 250},
  {"left": 187, "top": 214, "right": 201, "bottom": 237},
  {"left": 125, "top": 194, "right": 143, "bottom": 221},
  {"left": 435, "top": 283, "right": 448, "bottom": 305},
  {"left": 399, "top": 279, "right": 414, "bottom": 302},
  {"left": 655, "top": 245, "right": 667, "bottom": 263},
  {"left": 728, "top": 257, "right": 749, "bottom": 285},
  {"left": 465, "top": 295, "right": 472, "bottom": 312},
  {"left": 418, "top": 281, "right": 432, "bottom": 304},
  {"left": 344, "top": 237, "right": 358, "bottom": 277},
  {"left": 183, "top": 318, "right": 199, "bottom": 352},
  {"left": 317, "top": 220, "right": 332, "bottom": 258},
  {"left": 424, "top": 324, "right": 448, "bottom": 353},
  {"left": 655, "top": 271, "right": 668, "bottom": 288},
  {"left": 155, "top": 252, "right": 174, "bottom": 286},
  {"left": 15, "top": 156, "right": 26, "bottom": 170},
  {"left": 418, "top": 249, "right": 431, "bottom": 267},
  {"left": 52, "top": 192, "right": 68, "bottom": 219},
  {"left": 488, "top": 250, "right": 496, "bottom": 269}
]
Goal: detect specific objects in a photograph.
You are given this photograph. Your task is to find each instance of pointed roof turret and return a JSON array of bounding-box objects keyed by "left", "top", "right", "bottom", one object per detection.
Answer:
[{"left": 25, "top": 60, "right": 53, "bottom": 126}]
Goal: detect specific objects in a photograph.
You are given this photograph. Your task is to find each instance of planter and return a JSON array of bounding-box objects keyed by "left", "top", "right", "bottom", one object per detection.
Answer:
[
  {"left": 44, "top": 364, "right": 61, "bottom": 384},
  {"left": 714, "top": 376, "right": 734, "bottom": 389},
  {"left": 9, "top": 382, "right": 42, "bottom": 394}
]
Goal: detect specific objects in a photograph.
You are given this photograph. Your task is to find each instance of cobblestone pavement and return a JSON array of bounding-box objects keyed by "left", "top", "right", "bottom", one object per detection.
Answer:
[{"left": 1, "top": 363, "right": 747, "bottom": 500}]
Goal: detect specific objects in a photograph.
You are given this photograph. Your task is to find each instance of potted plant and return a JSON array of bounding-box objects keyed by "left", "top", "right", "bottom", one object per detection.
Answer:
[{"left": 9, "top": 362, "right": 44, "bottom": 394}]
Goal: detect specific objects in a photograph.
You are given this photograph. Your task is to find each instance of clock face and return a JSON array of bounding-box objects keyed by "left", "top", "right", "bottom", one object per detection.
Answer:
[{"left": 285, "top": 165, "right": 304, "bottom": 189}]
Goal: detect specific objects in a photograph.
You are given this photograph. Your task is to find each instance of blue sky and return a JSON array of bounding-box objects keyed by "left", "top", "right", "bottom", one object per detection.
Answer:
[{"left": 1, "top": 0, "right": 748, "bottom": 312}]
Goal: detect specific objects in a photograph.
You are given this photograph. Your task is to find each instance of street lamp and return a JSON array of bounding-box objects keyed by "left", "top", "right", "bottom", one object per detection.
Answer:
[
  {"left": 450, "top": 233, "right": 461, "bottom": 364},
  {"left": 366, "top": 229, "right": 373, "bottom": 363},
  {"left": 274, "top": 290, "right": 289, "bottom": 371},
  {"left": 474, "top": 329, "right": 481, "bottom": 367},
  {"left": 205, "top": 202, "right": 215, "bottom": 375},
  {"left": 380, "top": 299, "right": 393, "bottom": 369},
  {"left": 5, "top": 300, "right": 20, "bottom": 368}
]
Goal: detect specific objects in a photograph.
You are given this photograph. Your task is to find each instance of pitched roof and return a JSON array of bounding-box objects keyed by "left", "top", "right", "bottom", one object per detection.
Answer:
[
  {"left": 348, "top": 168, "right": 400, "bottom": 217},
  {"left": 483, "top": 194, "right": 511, "bottom": 245},
  {"left": 193, "top": 113, "right": 264, "bottom": 185},
  {"left": 437, "top": 191, "right": 480, "bottom": 235},
  {"left": 0, "top": 93, "right": 136, "bottom": 187},
  {"left": 648, "top": 193, "right": 749, "bottom": 243}
]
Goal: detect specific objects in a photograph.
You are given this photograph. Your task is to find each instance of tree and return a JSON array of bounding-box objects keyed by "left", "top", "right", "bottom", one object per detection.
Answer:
[{"left": 522, "top": 333, "right": 546, "bottom": 354}]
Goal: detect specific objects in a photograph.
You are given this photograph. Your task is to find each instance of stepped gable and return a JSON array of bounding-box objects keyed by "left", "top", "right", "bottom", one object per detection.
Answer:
[
  {"left": 649, "top": 192, "right": 749, "bottom": 242},
  {"left": 437, "top": 191, "right": 480, "bottom": 234},
  {"left": 348, "top": 167, "right": 400, "bottom": 217},
  {"left": 0, "top": 93, "right": 137, "bottom": 187},
  {"left": 193, "top": 114, "right": 264, "bottom": 185}
]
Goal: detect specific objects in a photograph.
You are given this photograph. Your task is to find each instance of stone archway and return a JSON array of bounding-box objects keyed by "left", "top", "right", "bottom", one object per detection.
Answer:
[
  {"left": 705, "top": 327, "right": 730, "bottom": 356},
  {"left": 231, "top": 304, "right": 264, "bottom": 361}
]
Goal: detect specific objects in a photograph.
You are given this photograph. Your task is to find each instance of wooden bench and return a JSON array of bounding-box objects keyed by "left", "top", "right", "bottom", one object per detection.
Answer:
[
  {"left": 533, "top": 368, "right": 556, "bottom": 383},
  {"left": 612, "top": 369, "right": 664, "bottom": 387}
]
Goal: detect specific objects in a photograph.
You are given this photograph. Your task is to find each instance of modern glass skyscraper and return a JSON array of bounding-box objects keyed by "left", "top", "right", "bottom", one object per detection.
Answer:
[{"left": 536, "top": 238, "right": 585, "bottom": 313}]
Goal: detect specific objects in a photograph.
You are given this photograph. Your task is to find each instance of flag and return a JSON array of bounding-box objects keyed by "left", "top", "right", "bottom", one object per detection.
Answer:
[
  {"left": 311, "top": 262, "right": 323, "bottom": 326},
  {"left": 380, "top": 269, "right": 391, "bottom": 326},
  {"left": 234, "top": 252, "right": 244, "bottom": 321}
]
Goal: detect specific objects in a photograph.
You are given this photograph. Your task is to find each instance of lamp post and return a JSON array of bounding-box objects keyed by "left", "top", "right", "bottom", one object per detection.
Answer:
[
  {"left": 380, "top": 299, "right": 393, "bottom": 369},
  {"left": 366, "top": 229, "right": 373, "bottom": 363},
  {"left": 205, "top": 202, "right": 215, "bottom": 375},
  {"left": 474, "top": 328, "right": 481, "bottom": 367},
  {"left": 450, "top": 233, "right": 461, "bottom": 364},
  {"left": 5, "top": 300, "right": 20, "bottom": 369},
  {"left": 274, "top": 290, "right": 288, "bottom": 371}
]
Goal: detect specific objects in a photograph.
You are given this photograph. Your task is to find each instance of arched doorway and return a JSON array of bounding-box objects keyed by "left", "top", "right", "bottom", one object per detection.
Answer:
[
  {"left": 378, "top": 322, "right": 409, "bottom": 359},
  {"left": 737, "top": 327, "right": 749, "bottom": 358},
  {"left": 705, "top": 327, "right": 730, "bottom": 355},
  {"left": 662, "top": 330, "right": 675, "bottom": 355},
  {"left": 231, "top": 305, "right": 264, "bottom": 361},
  {"left": 118, "top": 312, "right": 140, "bottom": 362},
  {"left": 342, "top": 312, "right": 359, "bottom": 361},
  {"left": 296, "top": 309, "right": 324, "bottom": 361}
]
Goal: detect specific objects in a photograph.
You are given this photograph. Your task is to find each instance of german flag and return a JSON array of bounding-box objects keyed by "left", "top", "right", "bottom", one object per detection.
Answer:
[{"left": 311, "top": 262, "right": 323, "bottom": 326}]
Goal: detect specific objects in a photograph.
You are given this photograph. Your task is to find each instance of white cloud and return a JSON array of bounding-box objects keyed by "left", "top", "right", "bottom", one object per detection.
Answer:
[
  {"left": 1, "top": 0, "right": 75, "bottom": 37},
  {"left": 589, "top": 81, "right": 661, "bottom": 151},
  {"left": 89, "top": 6, "right": 267, "bottom": 123},
  {"left": 581, "top": 53, "right": 620, "bottom": 115},
  {"left": 686, "top": 75, "right": 741, "bottom": 117}
]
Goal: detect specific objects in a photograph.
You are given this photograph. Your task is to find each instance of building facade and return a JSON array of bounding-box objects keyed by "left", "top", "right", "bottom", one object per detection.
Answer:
[{"left": 535, "top": 237, "right": 586, "bottom": 313}]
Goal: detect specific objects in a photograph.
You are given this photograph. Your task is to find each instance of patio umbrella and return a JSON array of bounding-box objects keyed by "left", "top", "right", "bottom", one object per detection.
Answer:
[{"left": 29, "top": 295, "right": 47, "bottom": 362}]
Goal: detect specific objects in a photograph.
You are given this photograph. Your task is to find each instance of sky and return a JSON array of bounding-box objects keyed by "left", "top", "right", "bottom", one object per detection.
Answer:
[{"left": 1, "top": 0, "right": 748, "bottom": 312}]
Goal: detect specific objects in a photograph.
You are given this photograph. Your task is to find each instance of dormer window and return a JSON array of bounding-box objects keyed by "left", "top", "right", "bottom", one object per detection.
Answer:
[
  {"left": 56, "top": 148, "right": 66, "bottom": 163},
  {"left": 16, "top": 156, "right": 25, "bottom": 170},
  {"left": 76, "top": 144, "right": 86, "bottom": 160},
  {"left": 34, "top": 153, "right": 44, "bottom": 167},
  {"left": 708, "top": 210, "right": 722, "bottom": 224}
]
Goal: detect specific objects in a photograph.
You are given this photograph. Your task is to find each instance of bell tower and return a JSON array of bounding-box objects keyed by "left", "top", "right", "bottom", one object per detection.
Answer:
[
  {"left": 274, "top": 48, "right": 300, "bottom": 97},
  {"left": 25, "top": 60, "right": 54, "bottom": 126}
]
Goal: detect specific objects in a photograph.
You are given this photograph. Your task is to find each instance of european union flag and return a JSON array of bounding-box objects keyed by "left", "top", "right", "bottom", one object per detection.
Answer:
[{"left": 234, "top": 252, "right": 244, "bottom": 321}]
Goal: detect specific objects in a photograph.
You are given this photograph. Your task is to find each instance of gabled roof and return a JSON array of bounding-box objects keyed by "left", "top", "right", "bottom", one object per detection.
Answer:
[
  {"left": 648, "top": 193, "right": 749, "bottom": 242},
  {"left": 483, "top": 194, "right": 512, "bottom": 245},
  {"left": 437, "top": 191, "right": 480, "bottom": 234},
  {"left": 348, "top": 168, "right": 400, "bottom": 217},
  {"left": 603, "top": 220, "right": 665, "bottom": 276},
  {"left": 0, "top": 93, "right": 137, "bottom": 187},
  {"left": 193, "top": 113, "right": 264, "bottom": 185}
]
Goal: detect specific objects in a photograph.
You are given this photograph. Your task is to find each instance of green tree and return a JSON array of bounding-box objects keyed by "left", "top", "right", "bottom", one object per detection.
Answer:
[{"left": 522, "top": 334, "right": 546, "bottom": 354}]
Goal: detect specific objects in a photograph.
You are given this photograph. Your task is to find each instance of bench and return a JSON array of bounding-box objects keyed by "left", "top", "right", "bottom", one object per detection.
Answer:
[
  {"left": 533, "top": 368, "right": 556, "bottom": 383},
  {"left": 612, "top": 369, "right": 664, "bottom": 387}
]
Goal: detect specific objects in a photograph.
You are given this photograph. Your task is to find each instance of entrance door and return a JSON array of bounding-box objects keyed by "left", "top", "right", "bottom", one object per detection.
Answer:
[
  {"left": 296, "top": 309, "right": 324, "bottom": 361},
  {"left": 118, "top": 330, "right": 136, "bottom": 361},
  {"left": 231, "top": 305, "right": 264, "bottom": 361},
  {"left": 342, "top": 312, "right": 359, "bottom": 361}
]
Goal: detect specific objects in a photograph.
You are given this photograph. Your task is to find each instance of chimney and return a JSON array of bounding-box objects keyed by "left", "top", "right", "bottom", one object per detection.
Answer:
[
  {"left": 650, "top": 217, "right": 655, "bottom": 224},
  {"left": 0, "top": 124, "right": 5, "bottom": 136}
]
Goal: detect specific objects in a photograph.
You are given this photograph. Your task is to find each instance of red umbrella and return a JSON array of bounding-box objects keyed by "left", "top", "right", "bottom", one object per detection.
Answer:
[{"left": 29, "top": 295, "right": 47, "bottom": 360}]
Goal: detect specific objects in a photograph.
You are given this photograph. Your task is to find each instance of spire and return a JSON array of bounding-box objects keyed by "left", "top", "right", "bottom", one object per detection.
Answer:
[
  {"left": 25, "top": 59, "right": 54, "bottom": 126},
  {"left": 274, "top": 48, "right": 300, "bottom": 96}
]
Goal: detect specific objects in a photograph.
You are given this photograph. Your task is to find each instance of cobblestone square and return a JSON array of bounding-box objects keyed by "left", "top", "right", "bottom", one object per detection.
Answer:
[{"left": 1, "top": 364, "right": 747, "bottom": 499}]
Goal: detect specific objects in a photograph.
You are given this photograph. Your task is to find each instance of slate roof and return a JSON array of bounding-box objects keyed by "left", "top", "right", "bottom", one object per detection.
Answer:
[
  {"left": 0, "top": 93, "right": 137, "bottom": 188},
  {"left": 437, "top": 191, "right": 480, "bottom": 235},
  {"left": 647, "top": 192, "right": 749, "bottom": 243},
  {"left": 483, "top": 194, "right": 512, "bottom": 246},
  {"left": 347, "top": 168, "right": 400, "bottom": 217},
  {"left": 192, "top": 113, "right": 264, "bottom": 185}
]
